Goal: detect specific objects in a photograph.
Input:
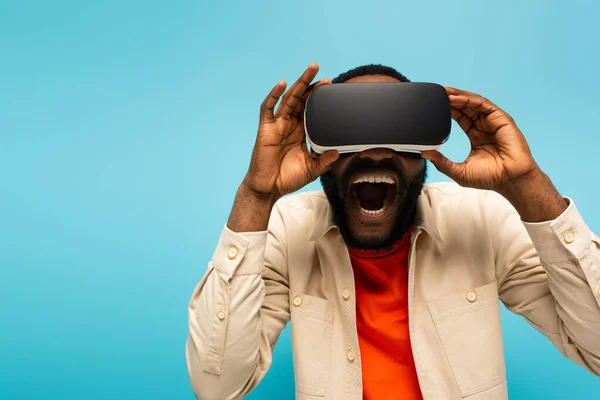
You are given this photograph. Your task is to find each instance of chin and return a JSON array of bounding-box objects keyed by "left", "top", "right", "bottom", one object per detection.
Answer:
[
  {"left": 350, "top": 230, "right": 393, "bottom": 246},
  {"left": 343, "top": 204, "right": 398, "bottom": 248}
]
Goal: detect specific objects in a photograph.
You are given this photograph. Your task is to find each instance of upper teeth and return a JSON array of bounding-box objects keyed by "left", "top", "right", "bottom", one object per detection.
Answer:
[{"left": 352, "top": 174, "right": 396, "bottom": 184}]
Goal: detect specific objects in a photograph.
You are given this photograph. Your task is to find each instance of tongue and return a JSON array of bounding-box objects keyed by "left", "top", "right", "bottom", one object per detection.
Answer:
[{"left": 355, "top": 183, "right": 387, "bottom": 211}]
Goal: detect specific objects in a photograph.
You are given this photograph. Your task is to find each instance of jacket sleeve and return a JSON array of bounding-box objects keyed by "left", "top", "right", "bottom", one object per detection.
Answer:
[
  {"left": 490, "top": 192, "right": 600, "bottom": 375},
  {"left": 185, "top": 204, "right": 290, "bottom": 400}
]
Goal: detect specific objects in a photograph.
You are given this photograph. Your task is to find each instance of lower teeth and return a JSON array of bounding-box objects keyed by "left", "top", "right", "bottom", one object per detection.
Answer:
[{"left": 359, "top": 206, "right": 386, "bottom": 215}]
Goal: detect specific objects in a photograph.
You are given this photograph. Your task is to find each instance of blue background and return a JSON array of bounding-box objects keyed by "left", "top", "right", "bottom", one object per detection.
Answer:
[{"left": 1, "top": 0, "right": 599, "bottom": 398}]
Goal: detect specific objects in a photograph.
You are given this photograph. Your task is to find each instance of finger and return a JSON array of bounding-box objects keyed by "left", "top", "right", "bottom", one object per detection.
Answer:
[
  {"left": 291, "top": 78, "right": 331, "bottom": 118},
  {"left": 455, "top": 104, "right": 478, "bottom": 120},
  {"left": 451, "top": 108, "right": 494, "bottom": 145},
  {"left": 291, "top": 78, "right": 327, "bottom": 118},
  {"left": 449, "top": 94, "right": 503, "bottom": 134},
  {"left": 451, "top": 107, "right": 474, "bottom": 133},
  {"left": 444, "top": 86, "right": 502, "bottom": 116},
  {"left": 420, "top": 150, "right": 464, "bottom": 182},
  {"left": 444, "top": 86, "right": 477, "bottom": 97},
  {"left": 451, "top": 95, "right": 514, "bottom": 135},
  {"left": 260, "top": 80, "right": 287, "bottom": 123},
  {"left": 444, "top": 86, "right": 486, "bottom": 119},
  {"left": 306, "top": 150, "right": 339, "bottom": 180},
  {"left": 276, "top": 63, "right": 320, "bottom": 120},
  {"left": 278, "top": 63, "right": 319, "bottom": 119},
  {"left": 449, "top": 94, "right": 498, "bottom": 116},
  {"left": 304, "top": 77, "right": 331, "bottom": 99}
]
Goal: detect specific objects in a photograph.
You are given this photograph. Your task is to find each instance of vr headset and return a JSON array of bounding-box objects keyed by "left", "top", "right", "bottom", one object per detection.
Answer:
[{"left": 304, "top": 82, "right": 451, "bottom": 158}]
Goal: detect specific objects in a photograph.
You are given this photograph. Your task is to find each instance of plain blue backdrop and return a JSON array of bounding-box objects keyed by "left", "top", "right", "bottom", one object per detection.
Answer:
[{"left": 1, "top": 0, "right": 599, "bottom": 399}]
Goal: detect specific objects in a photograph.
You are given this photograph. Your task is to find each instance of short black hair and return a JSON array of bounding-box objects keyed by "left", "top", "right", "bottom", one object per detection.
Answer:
[{"left": 332, "top": 64, "right": 410, "bottom": 84}]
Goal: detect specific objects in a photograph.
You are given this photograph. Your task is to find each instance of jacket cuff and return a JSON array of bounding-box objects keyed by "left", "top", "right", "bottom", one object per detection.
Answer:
[
  {"left": 522, "top": 197, "right": 592, "bottom": 263},
  {"left": 211, "top": 224, "right": 268, "bottom": 280}
]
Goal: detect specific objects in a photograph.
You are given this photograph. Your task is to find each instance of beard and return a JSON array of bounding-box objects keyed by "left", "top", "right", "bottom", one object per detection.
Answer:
[{"left": 320, "top": 156, "right": 427, "bottom": 250}]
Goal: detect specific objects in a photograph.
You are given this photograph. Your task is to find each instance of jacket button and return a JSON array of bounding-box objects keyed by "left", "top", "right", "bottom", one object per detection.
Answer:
[
  {"left": 347, "top": 348, "right": 356, "bottom": 363},
  {"left": 564, "top": 230, "right": 575, "bottom": 244},
  {"left": 342, "top": 288, "right": 351, "bottom": 300},
  {"left": 217, "top": 309, "right": 226, "bottom": 321},
  {"left": 466, "top": 291, "right": 477, "bottom": 303},
  {"left": 293, "top": 296, "right": 303, "bottom": 307},
  {"left": 227, "top": 245, "right": 239, "bottom": 259}
]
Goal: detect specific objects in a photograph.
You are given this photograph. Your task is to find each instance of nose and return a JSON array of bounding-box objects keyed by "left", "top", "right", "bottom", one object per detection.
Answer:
[{"left": 358, "top": 147, "right": 394, "bottom": 162}]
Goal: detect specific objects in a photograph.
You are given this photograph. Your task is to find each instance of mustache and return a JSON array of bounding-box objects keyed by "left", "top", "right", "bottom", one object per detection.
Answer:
[{"left": 339, "top": 156, "right": 407, "bottom": 194}]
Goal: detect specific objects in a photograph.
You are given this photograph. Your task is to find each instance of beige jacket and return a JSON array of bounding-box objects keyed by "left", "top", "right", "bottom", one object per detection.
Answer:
[{"left": 186, "top": 182, "right": 600, "bottom": 400}]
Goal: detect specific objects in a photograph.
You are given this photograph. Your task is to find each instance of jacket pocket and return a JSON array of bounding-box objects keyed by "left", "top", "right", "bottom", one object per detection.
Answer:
[
  {"left": 290, "top": 293, "right": 335, "bottom": 397},
  {"left": 427, "top": 280, "right": 506, "bottom": 397}
]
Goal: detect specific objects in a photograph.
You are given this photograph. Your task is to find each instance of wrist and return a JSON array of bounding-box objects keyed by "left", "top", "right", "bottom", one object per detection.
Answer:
[
  {"left": 496, "top": 168, "right": 568, "bottom": 223},
  {"left": 227, "top": 182, "right": 278, "bottom": 233},
  {"left": 239, "top": 180, "right": 279, "bottom": 208},
  {"left": 496, "top": 166, "right": 545, "bottom": 200}
]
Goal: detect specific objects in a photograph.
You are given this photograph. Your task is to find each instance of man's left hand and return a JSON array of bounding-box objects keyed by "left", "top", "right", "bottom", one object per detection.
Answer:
[
  {"left": 421, "top": 87, "right": 540, "bottom": 194},
  {"left": 421, "top": 87, "right": 568, "bottom": 222}
]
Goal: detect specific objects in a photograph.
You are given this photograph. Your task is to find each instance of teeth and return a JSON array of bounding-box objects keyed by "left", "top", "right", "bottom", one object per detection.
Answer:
[
  {"left": 359, "top": 206, "right": 386, "bottom": 215},
  {"left": 352, "top": 174, "right": 396, "bottom": 185}
]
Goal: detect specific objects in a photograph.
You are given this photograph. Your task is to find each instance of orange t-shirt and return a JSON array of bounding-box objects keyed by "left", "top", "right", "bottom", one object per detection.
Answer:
[{"left": 348, "top": 227, "right": 423, "bottom": 400}]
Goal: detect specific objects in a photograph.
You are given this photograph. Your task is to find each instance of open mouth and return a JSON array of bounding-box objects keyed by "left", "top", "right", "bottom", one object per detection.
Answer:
[{"left": 350, "top": 172, "right": 398, "bottom": 217}]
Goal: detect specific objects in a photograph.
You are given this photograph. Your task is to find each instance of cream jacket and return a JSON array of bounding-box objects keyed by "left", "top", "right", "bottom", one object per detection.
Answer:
[{"left": 186, "top": 182, "right": 600, "bottom": 399}]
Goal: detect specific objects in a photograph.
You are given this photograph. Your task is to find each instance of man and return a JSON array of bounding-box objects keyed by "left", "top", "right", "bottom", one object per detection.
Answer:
[{"left": 186, "top": 63, "right": 600, "bottom": 400}]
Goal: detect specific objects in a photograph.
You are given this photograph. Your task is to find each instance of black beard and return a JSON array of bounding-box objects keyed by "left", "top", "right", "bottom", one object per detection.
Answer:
[{"left": 320, "top": 157, "right": 427, "bottom": 251}]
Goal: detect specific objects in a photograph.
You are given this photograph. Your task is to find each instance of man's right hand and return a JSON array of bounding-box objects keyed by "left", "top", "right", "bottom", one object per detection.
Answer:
[
  {"left": 243, "top": 63, "right": 339, "bottom": 202},
  {"left": 227, "top": 63, "right": 339, "bottom": 232}
]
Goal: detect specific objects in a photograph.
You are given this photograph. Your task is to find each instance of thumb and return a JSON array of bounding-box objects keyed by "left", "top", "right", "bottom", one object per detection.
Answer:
[
  {"left": 421, "top": 150, "right": 462, "bottom": 179},
  {"left": 307, "top": 150, "right": 339, "bottom": 180}
]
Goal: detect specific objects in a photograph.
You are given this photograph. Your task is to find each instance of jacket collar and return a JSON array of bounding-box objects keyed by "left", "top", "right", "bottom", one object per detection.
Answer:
[{"left": 309, "top": 186, "right": 442, "bottom": 244}]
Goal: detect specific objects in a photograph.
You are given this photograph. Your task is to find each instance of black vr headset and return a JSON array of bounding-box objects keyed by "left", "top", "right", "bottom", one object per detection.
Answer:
[{"left": 304, "top": 82, "right": 451, "bottom": 158}]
